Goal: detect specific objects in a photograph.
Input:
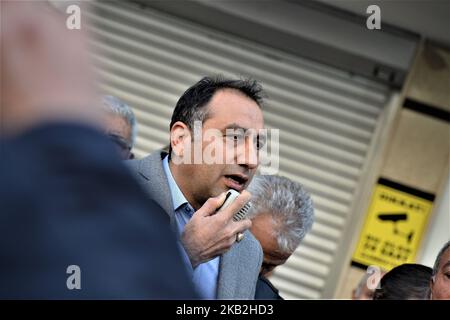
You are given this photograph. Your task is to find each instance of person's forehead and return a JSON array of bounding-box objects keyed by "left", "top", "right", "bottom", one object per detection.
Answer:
[
  {"left": 106, "top": 113, "right": 129, "bottom": 127},
  {"left": 204, "top": 89, "right": 263, "bottom": 129},
  {"left": 252, "top": 215, "right": 277, "bottom": 246},
  {"left": 439, "top": 249, "right": 450, "bottom": 270},
  {"left": 253, "top": 214, "right": 290, "bottom": 261},
  {"left": 105, "top": 114, "right": 132, "bottom": 139},
  {"left": 253, "top": 213, "right": 275, "bottom": 233},
  {"left": 106, "top": 113, "right": 129, "bottom": 126}
]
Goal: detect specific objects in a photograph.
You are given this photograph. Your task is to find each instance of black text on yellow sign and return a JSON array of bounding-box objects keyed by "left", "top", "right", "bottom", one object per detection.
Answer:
[{"left": 352, "top": 180, "right": 434, "bottom": 271}]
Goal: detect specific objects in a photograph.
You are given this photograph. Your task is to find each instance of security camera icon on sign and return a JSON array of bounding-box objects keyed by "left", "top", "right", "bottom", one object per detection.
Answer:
[{"left": 377, "top": 212, "right": 414, "bottom": 244}]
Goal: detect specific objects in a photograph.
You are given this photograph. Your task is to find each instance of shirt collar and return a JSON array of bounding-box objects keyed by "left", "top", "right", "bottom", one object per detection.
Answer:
[{"left": 162, "top": 155, "right": 189, "bottom": 212}]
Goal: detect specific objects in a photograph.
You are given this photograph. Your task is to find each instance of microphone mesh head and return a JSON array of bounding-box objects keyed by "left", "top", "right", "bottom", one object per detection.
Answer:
[{"left": 233, "top": 202, "right": 251, "bottom": 222}]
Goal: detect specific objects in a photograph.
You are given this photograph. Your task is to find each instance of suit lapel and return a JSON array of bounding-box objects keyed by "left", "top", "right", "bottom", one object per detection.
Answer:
[
  {"left": 137, "top": 151, "right": 175, "bottom": 224},
  {"left": 135, "top": 151, "right": 261, "bottom": 299}
]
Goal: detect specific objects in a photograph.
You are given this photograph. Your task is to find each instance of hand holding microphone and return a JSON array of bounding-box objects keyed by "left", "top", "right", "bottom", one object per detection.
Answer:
[{"left": 181, "top": 190, "right": 252, "bottom": 268}]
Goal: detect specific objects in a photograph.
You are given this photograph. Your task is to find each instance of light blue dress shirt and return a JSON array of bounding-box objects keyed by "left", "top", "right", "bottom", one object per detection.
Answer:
[{"left": 162, "top": 155, "right": 220, "bottom": 299}]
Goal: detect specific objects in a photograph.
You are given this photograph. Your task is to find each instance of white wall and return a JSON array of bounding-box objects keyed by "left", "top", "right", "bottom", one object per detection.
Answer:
[{"left": 418, "top": 174, "right": 450, "bottom": 267}]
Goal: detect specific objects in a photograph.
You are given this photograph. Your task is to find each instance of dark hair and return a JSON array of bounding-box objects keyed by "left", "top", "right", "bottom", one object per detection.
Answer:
[
  {"left": 373, "top": 264, "right": 432, "bottom": 300},
  {"left": 168, "top": 75, "right": 265, "bottom": 157}
]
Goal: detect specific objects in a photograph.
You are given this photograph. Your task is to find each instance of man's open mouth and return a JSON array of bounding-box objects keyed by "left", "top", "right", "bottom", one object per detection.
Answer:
[{"left": 224, "top": 174, "right": 248, "bottom": 191}]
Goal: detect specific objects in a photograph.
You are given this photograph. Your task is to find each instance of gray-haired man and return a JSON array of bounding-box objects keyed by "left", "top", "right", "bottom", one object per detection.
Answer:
[
  {"left": 102, "top": 95, "right": 137, "bottom": 160},
  {"left": 247, "top": 175, "right": 314, "bottom": 299}
]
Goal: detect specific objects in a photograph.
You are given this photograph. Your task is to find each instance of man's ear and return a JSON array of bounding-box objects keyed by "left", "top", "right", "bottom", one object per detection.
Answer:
[
  {"left": 429, "top": 277, "right": 435, "bottom": 299},
  {"left": 170, "top": 121, "right": 191, "bottom": 158}
]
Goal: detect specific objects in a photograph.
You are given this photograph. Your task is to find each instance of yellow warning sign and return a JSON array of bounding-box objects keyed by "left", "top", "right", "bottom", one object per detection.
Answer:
[{"left": 352, "top": 183, "right": 433, "bottom": 271}]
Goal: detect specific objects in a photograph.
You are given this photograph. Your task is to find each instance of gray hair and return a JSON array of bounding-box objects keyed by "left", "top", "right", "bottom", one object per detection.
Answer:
[
  {"left": 246, "top": 175, "right": 314, "bottom": 254},
  {"left": 432, "top": 240, "right": 450, "bottom": 277},
  {"left": 102, "top": 95, "right": 138, "bottom": 146}
]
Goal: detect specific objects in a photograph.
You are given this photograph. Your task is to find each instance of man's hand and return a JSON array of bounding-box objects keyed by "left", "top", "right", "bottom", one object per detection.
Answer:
[{"left": 181, "top": 191, "right": 253, "bottom": 268}]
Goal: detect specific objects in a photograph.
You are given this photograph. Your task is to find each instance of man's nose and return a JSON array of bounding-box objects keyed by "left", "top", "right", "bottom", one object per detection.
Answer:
[{"left": 239, "top": 137, "right": 258, "bottom": 169}]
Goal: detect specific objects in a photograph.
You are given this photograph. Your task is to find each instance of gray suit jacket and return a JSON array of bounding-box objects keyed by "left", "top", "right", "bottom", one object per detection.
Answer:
[{"left": 126, "top": 150, "right": 262, "bottom": 299}]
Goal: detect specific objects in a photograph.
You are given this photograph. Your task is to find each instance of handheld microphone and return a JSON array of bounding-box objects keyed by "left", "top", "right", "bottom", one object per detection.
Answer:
[{"left": 218, "top": 189, "right": 251, "bottom": 222}]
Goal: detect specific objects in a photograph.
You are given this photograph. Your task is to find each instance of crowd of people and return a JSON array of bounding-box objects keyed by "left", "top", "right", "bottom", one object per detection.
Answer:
[{"left": 352, "top": 241, "right": 450, "bottom": 300}]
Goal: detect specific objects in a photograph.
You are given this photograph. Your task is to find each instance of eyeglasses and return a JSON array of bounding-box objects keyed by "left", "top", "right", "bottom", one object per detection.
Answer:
[{"left": 107, "top": 133, "right": 134, "bottom": 160}]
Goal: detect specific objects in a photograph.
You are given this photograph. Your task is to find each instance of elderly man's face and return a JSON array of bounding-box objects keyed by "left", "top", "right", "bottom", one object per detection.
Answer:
[
  {"left": 173, "top": 89, "right": 264, "bottom": 210},
  {"left": 431, "top": 247, "right": 450, "bottom": 299},
  {"left": 250, "top": 213, "right": 291, "bottom": 277},
  {"left": 104, "top": 113, "right": 133, "bottom": 160}
]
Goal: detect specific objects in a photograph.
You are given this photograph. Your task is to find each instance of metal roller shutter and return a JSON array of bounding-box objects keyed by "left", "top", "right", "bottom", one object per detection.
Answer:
[{"left": 86, "top": 0, "right": 391, "bottom": 299}]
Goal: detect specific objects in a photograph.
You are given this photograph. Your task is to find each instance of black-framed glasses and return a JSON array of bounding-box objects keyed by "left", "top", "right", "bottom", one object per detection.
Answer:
[{"left": 107, "top": 133, "right": 134, "bottom": 160}]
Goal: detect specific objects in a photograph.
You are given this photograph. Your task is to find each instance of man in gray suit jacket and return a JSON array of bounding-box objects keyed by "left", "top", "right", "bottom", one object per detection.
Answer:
[{"left": 128, "top": 76, "right": 266, "bottom": 299}]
